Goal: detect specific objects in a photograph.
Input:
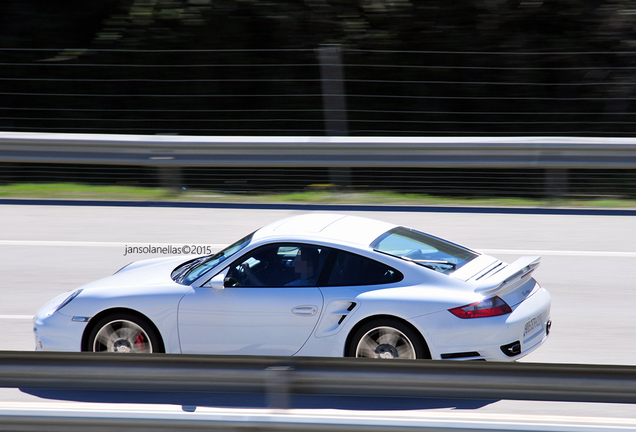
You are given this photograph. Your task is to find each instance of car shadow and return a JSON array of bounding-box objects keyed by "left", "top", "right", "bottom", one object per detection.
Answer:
[{"left": 21, "top": 388, "right": 497, "bottom": 411}]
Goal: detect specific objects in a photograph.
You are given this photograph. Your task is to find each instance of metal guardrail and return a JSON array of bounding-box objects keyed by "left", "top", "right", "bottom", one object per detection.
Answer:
[
  {"left": 1, "top": 351, "right": 636, "bottom": 405},
  {"left": 2, "top": 132, "right": 636, "bottom": 168},
  {"left": 1, "top": 403, "right": 631, "bottom": 432},
  {"left": 2, "top": 352, "right": 636, "bottom": 431}
]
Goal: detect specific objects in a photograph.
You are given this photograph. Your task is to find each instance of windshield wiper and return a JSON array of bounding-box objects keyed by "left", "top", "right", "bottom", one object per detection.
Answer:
[
  {"left": 173, "top": 256, "right": 209, "bottom": 283},
  {"left": 398, "top": 256, "right": 457, "bottom": 270},
  {"left": 175, "top": 252, "right": 227, "bottom": 284},
  {"left": 373, "top": 249, "right": 457, "bottom": 271}
]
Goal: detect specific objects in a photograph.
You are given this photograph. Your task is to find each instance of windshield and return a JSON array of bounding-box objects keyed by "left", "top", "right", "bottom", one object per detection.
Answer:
[
  {"left": 370, "top": 227, "right": 479, "bottom": 274},
  {"left": 172, "top": 231, "right": 255, "bottom": 285}
]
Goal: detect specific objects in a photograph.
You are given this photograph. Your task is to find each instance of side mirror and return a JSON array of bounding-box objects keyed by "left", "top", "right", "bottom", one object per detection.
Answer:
[{"left": 203, "top": 269, "right": 227, "bottom": 290}]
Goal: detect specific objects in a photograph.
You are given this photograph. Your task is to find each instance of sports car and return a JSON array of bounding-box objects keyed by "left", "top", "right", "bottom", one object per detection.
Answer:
[{"left": 34, "top": 213, "right": 551, "bottom": 361}]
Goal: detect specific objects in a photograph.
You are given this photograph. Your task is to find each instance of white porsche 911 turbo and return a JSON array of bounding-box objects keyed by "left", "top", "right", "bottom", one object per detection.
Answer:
[{"left": 34, "top": 213, "right": 551, "bottom": 361}]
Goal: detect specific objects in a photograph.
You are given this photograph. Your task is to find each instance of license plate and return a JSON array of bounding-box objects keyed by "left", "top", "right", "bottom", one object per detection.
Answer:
[{"left": 523, "top": 316, "right": 542, "bottom": 339}]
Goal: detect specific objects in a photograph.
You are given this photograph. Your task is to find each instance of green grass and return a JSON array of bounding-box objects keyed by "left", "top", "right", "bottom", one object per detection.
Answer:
[
  {"left": 1, "top": 182, "right": 636, "bottom": 208},
  {"left": 0, "top": 183, "right": 172, "bottom": 200}
]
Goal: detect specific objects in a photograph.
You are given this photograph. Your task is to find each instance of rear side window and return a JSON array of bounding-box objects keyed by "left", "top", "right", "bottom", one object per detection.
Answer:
[
  {"left": 371, "top": 227, "right": 479, "bottom": 274},
  {"left": 323, "top": 250, "right": 403, "bottom": 286}
]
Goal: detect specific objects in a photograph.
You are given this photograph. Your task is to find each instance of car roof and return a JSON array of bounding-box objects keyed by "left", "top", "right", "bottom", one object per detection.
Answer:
[{"left": 253, "top": 213, "right": 397, "bottom": 247}]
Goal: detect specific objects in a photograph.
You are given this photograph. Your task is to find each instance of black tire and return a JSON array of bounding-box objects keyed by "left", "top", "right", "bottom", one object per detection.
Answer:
[
  {"left": 347, "top": 318, "right": 429, "bottom": 359},
  {"left": 87, "top": 312, "right": 164, "bottom": 353}
]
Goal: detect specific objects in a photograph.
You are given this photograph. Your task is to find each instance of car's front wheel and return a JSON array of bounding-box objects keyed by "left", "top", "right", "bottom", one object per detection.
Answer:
[
  {"left": 347, "top": 318, "right": 428, "bottom": 359},
  {"left": 87, "top": 312, "right": 163, "bottom": 353}
]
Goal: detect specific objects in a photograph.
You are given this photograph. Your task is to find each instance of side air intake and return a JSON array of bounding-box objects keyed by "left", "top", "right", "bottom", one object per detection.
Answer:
[{"left": 315, "top": 301, "right": 357, "bottom": 337}]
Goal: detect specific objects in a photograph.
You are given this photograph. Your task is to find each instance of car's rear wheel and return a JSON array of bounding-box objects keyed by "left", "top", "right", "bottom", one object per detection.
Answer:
[
  {"left": 347, "top": 318, "right": 428, "bottom": 359},
  {"left": 87, "top": 313, "right": 163, "bottom": 353}
]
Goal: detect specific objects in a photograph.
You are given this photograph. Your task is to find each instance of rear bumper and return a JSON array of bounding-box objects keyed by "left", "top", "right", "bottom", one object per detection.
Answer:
[{"left": 410, "top": 287, "right": 552, "bottom": 361}]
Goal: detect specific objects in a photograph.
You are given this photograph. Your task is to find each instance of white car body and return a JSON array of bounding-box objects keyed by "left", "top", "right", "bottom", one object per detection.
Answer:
[{"left": 34, "top": 213, "right": 551, "bottom": 361}]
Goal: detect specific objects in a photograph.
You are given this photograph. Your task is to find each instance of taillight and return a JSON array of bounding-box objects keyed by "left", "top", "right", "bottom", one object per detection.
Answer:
[{"left": 448, "top": 296, "right": 512, "bottom": 319}]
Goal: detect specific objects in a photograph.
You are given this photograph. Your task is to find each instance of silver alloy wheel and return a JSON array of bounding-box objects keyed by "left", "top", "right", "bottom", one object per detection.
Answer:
[
  {"left": 354, "top": 325, "right": 416, "bottom": 359},
  {"left": 92, "top": 319, "right": 153, "bottom": 353}
]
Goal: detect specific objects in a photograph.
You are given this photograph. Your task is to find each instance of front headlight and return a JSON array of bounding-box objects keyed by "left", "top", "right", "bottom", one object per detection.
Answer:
[{"left": 55, "top": 289, "right": 83, "bottom": 313}]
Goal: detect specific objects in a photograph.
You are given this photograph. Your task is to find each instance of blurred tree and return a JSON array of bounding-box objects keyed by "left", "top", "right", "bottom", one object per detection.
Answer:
[
  {"left": 2, "top": 0, "right": 636, "bottom": 136},
  {"left": 0, "top": 0, "right": 118, "bottom": 49},
  {"left": 5, "top": 0, "right": 636, "bottom": 53}
]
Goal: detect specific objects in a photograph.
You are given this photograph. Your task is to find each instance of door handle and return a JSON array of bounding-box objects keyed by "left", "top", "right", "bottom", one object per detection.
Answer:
[{"left": 292, "top": 306, "right": 318, "bottom": 316}]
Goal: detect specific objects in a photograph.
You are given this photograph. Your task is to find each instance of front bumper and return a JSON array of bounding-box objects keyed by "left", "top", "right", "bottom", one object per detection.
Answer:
[{"left": 33, "top": 309, "right": 87, "bottom": 352}]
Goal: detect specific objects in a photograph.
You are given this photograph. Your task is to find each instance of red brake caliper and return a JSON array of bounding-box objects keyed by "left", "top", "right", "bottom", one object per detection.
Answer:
[{"left": 134, "top": 333, "right": 146, "bottom": 348}]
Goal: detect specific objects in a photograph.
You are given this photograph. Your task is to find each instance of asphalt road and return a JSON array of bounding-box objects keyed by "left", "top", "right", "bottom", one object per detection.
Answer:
[{"left": 1, "top": 202, "right": 636, "bottom": 423}]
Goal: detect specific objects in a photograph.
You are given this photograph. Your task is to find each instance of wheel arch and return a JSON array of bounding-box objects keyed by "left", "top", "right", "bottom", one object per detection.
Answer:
[
  {"left": 344, "top": 314, "right": 431, "bottom": 359},
  {"left": 81, "top": 307, "right": 165, "bottom": 353}
]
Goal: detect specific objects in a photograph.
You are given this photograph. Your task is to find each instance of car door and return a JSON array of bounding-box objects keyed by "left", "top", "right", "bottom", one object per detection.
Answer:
[{"left": 177, "top": 243, "right": 327, "bottom": 355}]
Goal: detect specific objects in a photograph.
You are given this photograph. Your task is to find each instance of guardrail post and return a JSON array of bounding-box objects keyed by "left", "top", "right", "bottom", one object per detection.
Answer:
[
  {"left": 157, "top": 166, "right": 183, "bottom": 192},
  {"left": 265, "top": 365, "right": 293, "bottom": 409},
  {"left": 545, "top": 168, "right": 568, "bottom": 198}
]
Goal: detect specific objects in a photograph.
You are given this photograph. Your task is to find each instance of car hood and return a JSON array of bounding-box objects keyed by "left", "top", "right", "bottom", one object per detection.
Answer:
[{"left": 79, "top": 255, "right": 192, "bottom": 290}]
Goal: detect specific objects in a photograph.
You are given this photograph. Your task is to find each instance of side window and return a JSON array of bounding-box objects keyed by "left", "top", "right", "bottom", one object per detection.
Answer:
[
  {"left": 324, "top": 250, "right": 403, "bottom": 287},
  {"left": 225, "top": 244, "right": 329, "bottom": 287}
]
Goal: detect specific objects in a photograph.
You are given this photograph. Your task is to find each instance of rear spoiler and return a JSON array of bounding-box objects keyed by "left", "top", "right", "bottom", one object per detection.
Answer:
[{"left": 475, "top": 256, "right": 541, "bottom": 294}]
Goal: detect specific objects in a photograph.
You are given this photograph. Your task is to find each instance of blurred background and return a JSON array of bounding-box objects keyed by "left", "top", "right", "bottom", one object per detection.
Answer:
[{"left": 2, "top": 0, "right": 636, "bottom": 200}]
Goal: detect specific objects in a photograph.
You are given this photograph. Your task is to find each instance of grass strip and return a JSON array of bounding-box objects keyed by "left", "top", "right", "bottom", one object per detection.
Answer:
[{"left": 1, "top": 183, "right": 635, "bottom": 208}]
